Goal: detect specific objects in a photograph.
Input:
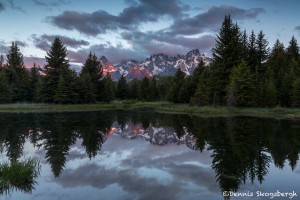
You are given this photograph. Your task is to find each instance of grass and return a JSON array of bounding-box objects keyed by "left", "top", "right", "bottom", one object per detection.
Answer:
[
  {"left": 0, "top": 101, "right": 300, "bottom": 119},
  {"left": 0, "top": 158, "right": 41, "bottom": 195}
]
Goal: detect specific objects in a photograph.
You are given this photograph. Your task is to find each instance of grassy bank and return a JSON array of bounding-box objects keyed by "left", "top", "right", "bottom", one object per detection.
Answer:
[{"left": 0, "top": 101, "right": 300, "bottom": 119}]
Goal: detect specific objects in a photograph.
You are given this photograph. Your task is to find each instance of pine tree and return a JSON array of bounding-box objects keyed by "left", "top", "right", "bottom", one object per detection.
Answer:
[
  {"left": 116, "top": 75, "right": 128, "bottom": 100},
  {"left": 0, "top": 70, "right": 12, "bottom": 103},
  {"left": 0, "top": 54, "right": 4, "bottom": 67},
  {"left": 6, "top": 42, "right": 30, "bottom": 102},
  {"left": 167, "top": 68, "right": 185, "bottom": 102},
  {"left": 77, "top": 73, "right": 97, "bottom": 103},
  {"left": 247, "top": 30, "right": 258, "bottom": 73},
  {"left": 191, "top": 74, "right": 209, "bottom": 106},
  {"left": 149, "top": 76, "right": 159, "bottom": 101},
  {"left": 128, "top": 78, "right": 140, "bottom": 99},
  {"left": 227, "top": 60, "right": 255, "bottom": 107},
  {"left": 41, "top": 37, "right": 76, "bottom": 103},
  {"left": 177, "top": 76, "right": 195, "bottom": 103},
  {"left": 139, "top": 76, "right": 150, "bottom": 101},
  {"left": 291, "top": 78, "right": 300, "bottom": 107},
  {"left": 211, "top": 15, "right": 243, "bottom": 104},
  {"left": 262, "top": 67, "right": 277, "bottom": 107},
  {"left": 101, "top": 75, "right": 114, "bottom": 103},
  {"left": 286, "top": 36, "right": 299, "bottom": 63},
  {"left": 256, "top": 31, "right": 269, "bottom": 68},
  {"left": 268, "top": 39, "right": 287, "bottom": 105},
  {"left": 28, "top": 63, "right": 41, "bottom": 102}
]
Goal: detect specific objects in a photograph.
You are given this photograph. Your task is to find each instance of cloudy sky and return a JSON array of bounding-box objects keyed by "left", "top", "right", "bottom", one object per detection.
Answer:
[{"left": 0, "top": 0, "right": 300, "bottom": 67}]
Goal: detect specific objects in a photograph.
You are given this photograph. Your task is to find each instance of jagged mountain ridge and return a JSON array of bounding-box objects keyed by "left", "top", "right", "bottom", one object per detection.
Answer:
[{"left": 100, "top": 49, "right": 212, "bottom": 80}]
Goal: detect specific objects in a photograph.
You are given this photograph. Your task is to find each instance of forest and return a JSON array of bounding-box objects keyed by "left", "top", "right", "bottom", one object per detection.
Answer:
[{"left": 0, "top": 15, "right": 300, "bottom": 107}]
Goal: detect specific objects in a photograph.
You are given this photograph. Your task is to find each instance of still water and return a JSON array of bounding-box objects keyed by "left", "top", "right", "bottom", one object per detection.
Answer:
[{"left": 0, "top": 110, "right": 299, "bottom": 200}]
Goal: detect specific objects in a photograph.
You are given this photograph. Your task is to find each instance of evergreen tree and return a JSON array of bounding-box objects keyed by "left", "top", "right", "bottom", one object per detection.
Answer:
[
  {"left": 167, "top": 68, "right": 185, "bottom": 102},
  {"left": 6, "top": 42, "right": 30, "bottom": 102},
  {"left": 241, "top": 30, "right": 249, "bottom": 61},
  {"left": 128, "top": 78, "right": 140, "bottom": 99},
  {"left": 177, "top": 76, "right": 195, "bottom": 103},
  {"left": 41, "top": 37, "right": 76, "bottom": 103},
  {"left": 286, "top": 36, "right": 299, "bottom": 63},
  {"left": 227, "top": 61, "right": 255, "bottom": 107},
  {"left": 211, "top": 15, "right": 243, "bottom": 104},
  {"left": 262, "top": 67, "right": 277, "bottom": 107},
  {"left": 247, "top": 30, "right": 258, "bottom": 73},
  {"left": 0, "top": 70, "right": 12, "bottom": 103},
  {"left": 149, "top": 76, "right": 159, "bottom": 101},
  {"left": 256, "top": 31, "right": 269, "bottom": 69},
  {"left": 116, "top": 75, "right": 128, "bottom": 100},
  {"left": 77, "top": 73, "right": 97, "bottom": 103},
  {"left": 291, "top": 78, "right": 300, "bottom": 107},
  {"left": 139, "top": 76, "right": 150, "bottom": 101},
  {"left": 268, "top": 39, "right": 287, "bottom": 105},
  {"left": 101, "top": 74, "right": 114, "bottom": 103},
  {"left": 0, "top": 54, "right": 4, "bottom": 67},
  {"left": 28, "top": 63, "right": 41, "bottom": 102},
  {"left": 191, "top": 74, "right": 209, "bottom": 106},
  {"left": 80, "top": 52, "right": 102, "bottom": 101}
]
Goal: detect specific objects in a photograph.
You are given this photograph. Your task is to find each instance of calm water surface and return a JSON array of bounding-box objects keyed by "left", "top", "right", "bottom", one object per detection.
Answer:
[{"left": 0, "top": 111, "right": 299, "bottom": 200}]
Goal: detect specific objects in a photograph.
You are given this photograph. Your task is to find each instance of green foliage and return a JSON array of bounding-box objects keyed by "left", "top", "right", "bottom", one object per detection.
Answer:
[
  {"left": 291, "top": 78, "right": 300, "bottom": 107},
  {"left": 211, "top": 15, "right": 244, "bottom": 104},
  {"left": 139, "top": 76, "right": 150, "bottom": 101},
  {"left": 262, "top": 79, "right": 277, "bottom": 107},
  {"left": 227, "top": 61, "right": 255, "bottom": 106},
  {"left": 0, "top": 70, "right": 12, "bottom": 103},
  {"left": 0, "top": 158, "right": 41, "bottom": 195},
  {"left": 128, "top": 78, "right": 140, "bottom": 99},
  {"left": 28, "top": 63, "right": 42, "bottom": 102},
  {"left": 6, "top": 42, "right": 30, "bottom": 102},
  {"left": 167, "top": 68, "right": 185, "bottom": 102},
  {"left": 41, "top": 37, "right": 76, "bottom": 103},
  {"left": 116, "top": 75, "right": 128, "bottom": 99},
  {"left": 191, "top": 75, "right": 209, "bottom": 106},
  {"left": 101, "top": 75, "right": 114, "bottom": 103}
]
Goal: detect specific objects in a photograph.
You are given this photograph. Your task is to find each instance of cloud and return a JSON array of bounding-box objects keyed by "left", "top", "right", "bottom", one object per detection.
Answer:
[
  {"left": 68, "top": 43, "right": 145, "bottom": 64},
  {"left": 32, "top": 0, "right": 70, "bottom": 8},
  {"left": 169, "top": 5, "right": 265, "bottom": 35},
  {"left": 0, "top": 41, "right": 9, "bottom": 54},
  {"left": 15, "top": 40, "right": 27, "bottom": 47},
  {"left": 32, "top": 34, "right": 90, "bottom": 51},
  {"left": 47, "top": 0, "right": 186, "bottom": 36},
  {"left": 23, "top": 56, "right": 45, "bottom": 68},
  {"left": 121, "top": 30, "right": 215, "bottom": 57},
  {"left": 294, "top": 26, "right": 300, "bottom": 32},
  {"left": 0, "top": 2, "right": 4, "bottom": 12},
  {"left": 8, "top": 0, "right": 26, "bottom": 13}
]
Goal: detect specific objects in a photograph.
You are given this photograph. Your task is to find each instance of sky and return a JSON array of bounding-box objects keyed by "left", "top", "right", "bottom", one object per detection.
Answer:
[{"left": 0, "top": 0, "right": 300, "bottom": 68}]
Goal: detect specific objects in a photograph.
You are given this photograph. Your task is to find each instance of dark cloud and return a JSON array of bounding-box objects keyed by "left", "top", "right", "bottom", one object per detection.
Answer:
[
  {"left": 15, "top": 40, "right": 27, "bottom": 47},
  {"left": 32, "top": 34, "right": 89, "bottom": 51},
  {"left": 47, "top": 0, "right": 186, "bottom": 36},
  {"left": 121, "top": 30, "right": 215, "bottom": 57},
  {"left": 32, "top": 0, "right": 70, "bottom": 8},
  {"left": 0, "top": 2, "right": 4, "bottom": 12},
  {"left": 68, "top": 43, "right": 145, "bottom": 64},
  {"left": 0, "top": 41, "right": 9, "bottom": 54},
  {"left": 294, "top": 26, "right": 300, "bottom": 32},
  {"left": 8, "top": 0, "right": 26, "bottom": 13},
  {"left": 169, "top": 5, "right": 265, "bottom": 35}
]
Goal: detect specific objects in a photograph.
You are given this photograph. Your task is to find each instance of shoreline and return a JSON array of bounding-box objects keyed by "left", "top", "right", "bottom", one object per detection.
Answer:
[{"left": 0, "top": 101, "right": 299, "bottom": 119}]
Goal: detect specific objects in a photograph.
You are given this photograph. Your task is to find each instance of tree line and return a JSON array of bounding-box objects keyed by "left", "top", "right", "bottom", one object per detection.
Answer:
[{"left": 0, "top": 15, "right": 300, "bottom": 107}]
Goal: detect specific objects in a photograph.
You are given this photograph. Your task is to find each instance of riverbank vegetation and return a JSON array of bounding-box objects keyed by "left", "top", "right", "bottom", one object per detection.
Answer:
[
  {"left": 0, "top": 101, "right": 300, "bottom": 119},
  {"left": 0, "top": 15, "right": 300, "bottom": 109}
]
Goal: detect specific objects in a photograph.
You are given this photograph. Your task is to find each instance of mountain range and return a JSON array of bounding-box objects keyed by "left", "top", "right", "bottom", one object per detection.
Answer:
[{"left": 99, "top": 49, "right": 212, "bottom": 80}]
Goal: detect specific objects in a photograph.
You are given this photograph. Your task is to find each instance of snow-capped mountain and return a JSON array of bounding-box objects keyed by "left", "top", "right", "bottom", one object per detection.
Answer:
[{"left": 100, "top": 49, "right": 212, "bottom": 80}]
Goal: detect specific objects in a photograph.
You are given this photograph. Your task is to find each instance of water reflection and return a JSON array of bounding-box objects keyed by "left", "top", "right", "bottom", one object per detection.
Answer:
[{"left": 0, "top": 111, "right": 299, "bottom": 199}]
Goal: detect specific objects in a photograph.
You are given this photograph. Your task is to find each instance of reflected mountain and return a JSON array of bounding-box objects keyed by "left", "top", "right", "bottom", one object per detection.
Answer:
[{"left": 0, "top": 111, "right": 299, "bottom": 198}]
